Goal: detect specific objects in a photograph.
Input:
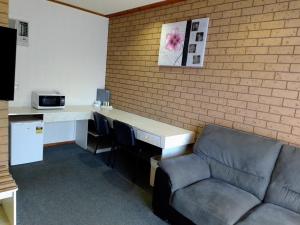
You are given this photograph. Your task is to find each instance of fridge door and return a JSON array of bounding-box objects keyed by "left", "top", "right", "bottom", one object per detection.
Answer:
[{"left": 11, "top": 120, "right": 44, "bottom": 165}]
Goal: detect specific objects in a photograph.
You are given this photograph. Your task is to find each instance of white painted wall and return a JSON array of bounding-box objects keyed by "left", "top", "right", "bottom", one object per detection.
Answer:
[
  {"left": 9, "top": 0, "right": 108, "bottom": 107},
  {"left": 9, "top": 0, "right": 108, "bottom": 144}
]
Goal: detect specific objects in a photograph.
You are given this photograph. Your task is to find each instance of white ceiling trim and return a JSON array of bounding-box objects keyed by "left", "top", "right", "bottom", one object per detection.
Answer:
[{"left": 52, "top": 0, "right": 165, "bottom": 15}]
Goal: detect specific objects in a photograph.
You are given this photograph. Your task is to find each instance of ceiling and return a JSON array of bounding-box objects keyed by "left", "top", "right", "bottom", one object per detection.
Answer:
[{"left": 53, "top": 0, "right": 165, "bottom": 16}]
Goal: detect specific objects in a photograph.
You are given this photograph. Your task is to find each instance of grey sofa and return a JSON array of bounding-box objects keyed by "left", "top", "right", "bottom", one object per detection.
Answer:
[{"left": 152, "top": 125, "right": 300, "bottom": 225}]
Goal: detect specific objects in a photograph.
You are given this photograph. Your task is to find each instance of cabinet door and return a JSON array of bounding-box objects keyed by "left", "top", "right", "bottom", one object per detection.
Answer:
[{"left": 11, "top": 121, "right": 43, "bottom": 165}]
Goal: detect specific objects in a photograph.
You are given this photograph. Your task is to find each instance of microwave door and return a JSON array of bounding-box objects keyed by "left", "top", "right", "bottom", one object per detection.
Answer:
[{"left": 40, "top": 96, "right": 61, "bottom": 107}]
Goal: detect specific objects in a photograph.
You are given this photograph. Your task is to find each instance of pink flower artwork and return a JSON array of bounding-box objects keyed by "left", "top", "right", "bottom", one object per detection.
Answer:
[{"left": 165, "top": 28, "right": 184, "bottom": 51}]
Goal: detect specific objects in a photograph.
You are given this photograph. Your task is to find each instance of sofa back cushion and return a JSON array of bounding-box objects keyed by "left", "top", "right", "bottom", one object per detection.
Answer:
[
  {"left": 265, "top": 145, "right": 300, "bottom": 213},
  {"left": 193, "top": 125, "right": 282, "bottom": 200}
]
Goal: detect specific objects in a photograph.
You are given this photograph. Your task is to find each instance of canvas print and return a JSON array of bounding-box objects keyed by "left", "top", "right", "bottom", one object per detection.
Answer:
[
  {"left": 158, "top": 21, "right": 187, "bottom": 66},
  {"left": 158, "top": 18, "right": 209, "bottom": 68},
  {"left": 191, "top": 22, "right": 199, "bottom": 31},
  {"left": 193, "top": 55, "right": 201, "bottom": 64},
  {"left": 186, "top": 18, "right": 209, "bottom": 67},
  {"left": 189, "top": 44, "right": 196, "bottom": 53},
  {"left": 196, "top": 32, "right": 204, "bottom": 41}
]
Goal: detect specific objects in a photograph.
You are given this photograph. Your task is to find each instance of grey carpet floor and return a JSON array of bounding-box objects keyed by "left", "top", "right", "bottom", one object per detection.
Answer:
[{"left": 11, "top": 144, "right": 167, "bottom": 225}]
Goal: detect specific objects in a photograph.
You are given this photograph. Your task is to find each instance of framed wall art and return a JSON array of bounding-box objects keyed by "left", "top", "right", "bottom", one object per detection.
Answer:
[{"left": 158, "top": 18, "right": 209, "bottom": 68}]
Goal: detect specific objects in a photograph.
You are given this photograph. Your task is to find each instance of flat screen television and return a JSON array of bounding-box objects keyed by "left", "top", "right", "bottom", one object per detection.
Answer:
[{"left": 0, "top": 26, "right": 17, "bottom": 101}]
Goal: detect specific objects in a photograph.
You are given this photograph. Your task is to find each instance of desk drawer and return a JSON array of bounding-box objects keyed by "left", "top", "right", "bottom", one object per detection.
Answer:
[{"left": 136, "top": 129, "right": 161, "bottom": 147}]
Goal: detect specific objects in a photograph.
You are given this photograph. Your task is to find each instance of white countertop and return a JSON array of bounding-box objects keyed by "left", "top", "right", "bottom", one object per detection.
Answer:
[
  {"left": 9, "top": 105, "right": 93, "bottom": 115},
  {"left": 9, "top": 106, "right": 195, "bottom": 139}
]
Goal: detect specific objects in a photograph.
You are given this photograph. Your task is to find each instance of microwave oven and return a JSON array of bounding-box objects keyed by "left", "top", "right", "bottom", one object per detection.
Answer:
[{"left": 32, "top": 91, "right": 65, "bottom": 109}]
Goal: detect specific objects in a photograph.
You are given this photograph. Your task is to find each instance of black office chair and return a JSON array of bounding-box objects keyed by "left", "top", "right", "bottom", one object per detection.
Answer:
[
  {"left": 92, "top": 112, "right": 112, "bottom": 156},
  {"left": 111, "top": 120, "right": 142, "bottom": 181}
]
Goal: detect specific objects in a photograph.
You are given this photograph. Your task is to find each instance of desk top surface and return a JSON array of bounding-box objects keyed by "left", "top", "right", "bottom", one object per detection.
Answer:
[
  {"left": 9, "top": 105, "right": 94, "bottom": 115},
  {"left": 9, "top": 106, "right": 195, "bottom": 138}
]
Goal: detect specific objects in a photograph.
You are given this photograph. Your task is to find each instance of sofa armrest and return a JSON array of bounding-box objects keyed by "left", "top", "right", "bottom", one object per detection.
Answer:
[
  {"left": 159, "top": 153, "right": 210, "bottom": 192},
  {"left": 152, "top": 154, "right": 210, "bottom": 220}
]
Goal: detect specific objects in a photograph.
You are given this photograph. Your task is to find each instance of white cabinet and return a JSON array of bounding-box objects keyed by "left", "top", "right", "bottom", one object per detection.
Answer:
[{"left": 10, "top": 119, "right": 44, "bottom": 165}]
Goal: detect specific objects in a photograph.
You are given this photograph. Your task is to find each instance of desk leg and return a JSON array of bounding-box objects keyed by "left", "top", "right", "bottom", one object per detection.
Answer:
[
  {"left": 75, "top": 120, "right": 88, "bottom": 150},
  {"left": 161, "top": 145, "right": 189, "bottom": 159}
]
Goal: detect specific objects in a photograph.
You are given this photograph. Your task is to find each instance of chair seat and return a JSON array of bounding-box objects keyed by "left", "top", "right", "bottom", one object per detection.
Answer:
[
  {"left": 171, "top": 178, "right": 260, "bottom": 225},
  {"left": 237, "top": 203, "right": 300, "bottom": 225}
]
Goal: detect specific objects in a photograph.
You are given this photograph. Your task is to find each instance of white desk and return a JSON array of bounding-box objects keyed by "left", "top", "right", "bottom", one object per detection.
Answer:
[{"left": 8, "top": 106, "right": 195, "bottom": 159}]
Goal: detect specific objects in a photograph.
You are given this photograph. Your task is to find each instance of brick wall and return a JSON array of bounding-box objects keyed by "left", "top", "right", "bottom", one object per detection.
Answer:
[
  {"left": 0, "top": 0, "right": 9, "bottom": 165},
  {"left": 106, "top": 0, "right": 300, "bottom": 146}
]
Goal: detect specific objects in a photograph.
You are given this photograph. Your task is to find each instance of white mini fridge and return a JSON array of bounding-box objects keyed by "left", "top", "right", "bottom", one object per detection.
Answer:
[{"left": 10, "top": 119, "right": 44, "bottom": 166}]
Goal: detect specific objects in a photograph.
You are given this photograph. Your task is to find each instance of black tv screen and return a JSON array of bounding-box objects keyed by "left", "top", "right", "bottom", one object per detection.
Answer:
[{"left": 0, "top": 26, "right": 17, "bottom": 101}]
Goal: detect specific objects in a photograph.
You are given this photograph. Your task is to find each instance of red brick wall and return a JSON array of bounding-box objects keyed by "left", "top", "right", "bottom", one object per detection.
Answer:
[
  {"left": 106, "top": 0, "right": 300, "bottom": 146},
  {"left": 0, "top": 0, "right": 9, "bottom": 165}
]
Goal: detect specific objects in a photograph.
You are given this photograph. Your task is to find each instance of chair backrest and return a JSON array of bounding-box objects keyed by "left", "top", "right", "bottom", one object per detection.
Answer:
[
  {"left": 193, "top": 124, "right": 282, "bottom": 200},
  {"left": 265, "top": 145, "right": 300, "bottom": 214},
  {"left": 93, "top": 112, "right": 110, "bottom": 136},
  {"left": 113, "top": 120, "right": 135, "bottom": 147}
]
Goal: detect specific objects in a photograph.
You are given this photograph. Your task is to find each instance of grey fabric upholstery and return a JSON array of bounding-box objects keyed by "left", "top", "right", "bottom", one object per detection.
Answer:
[
  {"left": 193, "top": 125, "right": 282, "bottom": 200},
  {"left": 265, "top": 145, "right": 300, "bottom": 214},
  {"left": 158, "top": 154, "right": 210, "bottom": 192},
  {"left": 171, "top": 178, "right": 260, "bottom": 225},
  {"left": 237, "top": 203, "right": 300, "bottom": 225}
]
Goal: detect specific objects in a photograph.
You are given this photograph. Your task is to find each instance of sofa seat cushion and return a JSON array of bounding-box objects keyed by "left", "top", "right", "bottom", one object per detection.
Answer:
[
  {"left": 237, "top": 203, "right": 300, "bottom": 225},
  {"left": 171, "top": 178, "right": 260, "bottom": 225}
]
